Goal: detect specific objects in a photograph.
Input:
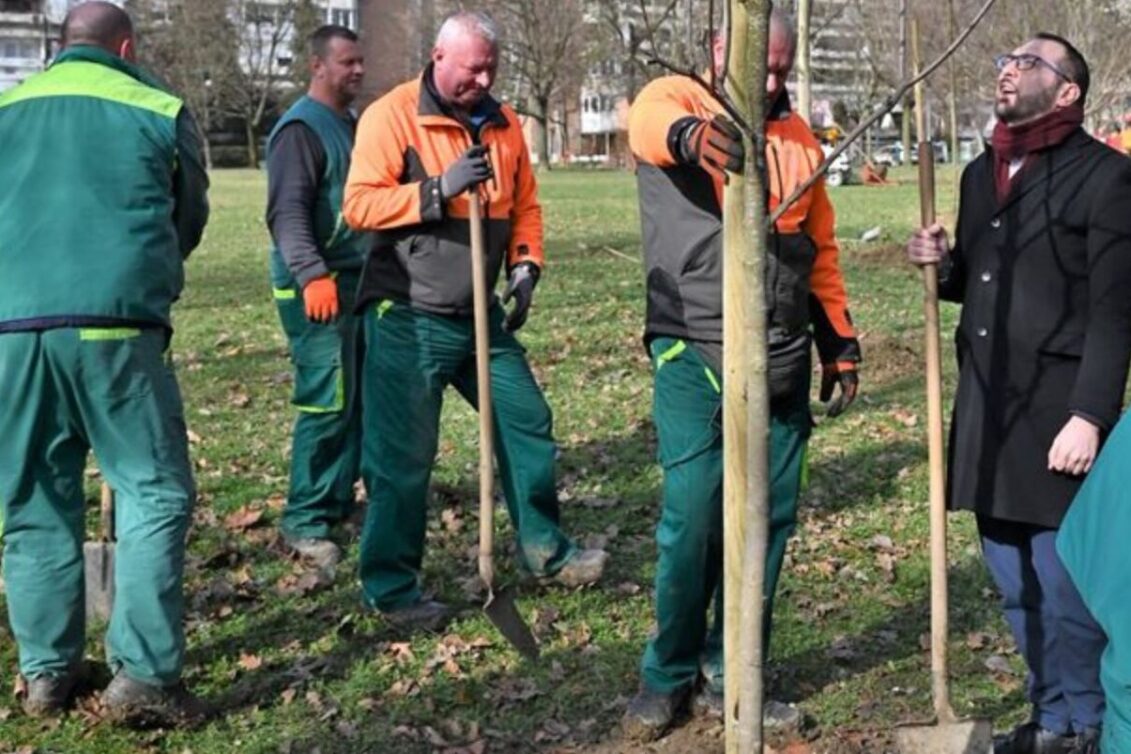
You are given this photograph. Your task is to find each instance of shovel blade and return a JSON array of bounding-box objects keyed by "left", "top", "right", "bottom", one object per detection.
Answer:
[
  {"left": 83, "top": 542, "right": 115, "bottom": 624},
  {"left": 484, "top": 585, "right": 539, "bottom": 661},
  {"left": 895, "top": 718, "right": 994, "bottom": 754}
]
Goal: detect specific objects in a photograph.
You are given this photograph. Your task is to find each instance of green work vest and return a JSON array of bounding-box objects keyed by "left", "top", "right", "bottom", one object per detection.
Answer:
[
  {"left": 0, "top": 46, "right": 187, "bottom": 329},
  {"left": 267, "top": 95, "right": 369, "bottom": 288}
]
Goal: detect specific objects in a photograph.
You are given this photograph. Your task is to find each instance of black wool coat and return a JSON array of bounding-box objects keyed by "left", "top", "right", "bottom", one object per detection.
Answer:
[{"left": 941, "top": 129, "right": 1131, "bottom": 528}]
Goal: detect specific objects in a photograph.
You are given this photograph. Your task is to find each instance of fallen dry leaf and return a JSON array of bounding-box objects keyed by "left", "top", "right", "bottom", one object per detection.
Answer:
[
  {"left": 223, "top": 505, "right": 264, "bottom": 532},
  {"left": 238, "top": 652, "right": 263, "bottom": 671}
]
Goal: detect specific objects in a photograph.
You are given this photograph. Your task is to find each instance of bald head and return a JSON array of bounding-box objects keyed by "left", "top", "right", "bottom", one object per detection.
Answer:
[
  {"left": 62, "top": 2, "right": 134, "bottom": 56},
  {"left": 710, "top": 8, "right": 797, "bottom": 105}
]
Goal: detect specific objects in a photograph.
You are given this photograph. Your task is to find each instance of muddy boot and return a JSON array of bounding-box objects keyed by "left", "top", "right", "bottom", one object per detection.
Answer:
[
  {"left": 102, "top": 673, "right": 210, "bottom": 729},
  {"left": 382, "top": 599, "right": 453, "bottom": 633},
  {"left": 994, "top": 722, "right": 1077, "bottom": 754},
  {"left": 1070, "top": 728, "right": 1100, "bottom": 754},
  {"left": 552, "top": 548, "right": 609, "bottom": 587},
  {"left": 17, "top": 670, "right": 80, "bottom": 717},
  {"left": 622, "top": 685, "right": 690, "bottom": 742},
  {"left": 284, "top": 537, "right": 342, "bottom": 570}
]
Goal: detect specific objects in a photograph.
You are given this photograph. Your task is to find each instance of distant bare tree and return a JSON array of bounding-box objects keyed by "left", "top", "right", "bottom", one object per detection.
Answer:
[
  {"left": 591, "top": 0, "right": 706, "bottom": 106},
  {"left": 484, "top": 0, "right": 589, "bottom": 168},
  {"left": 226, "top": 0, "right": 297, "bottom": 167},
  {"left": 132, "top": 0, "right": 240, "bottom": 170}
]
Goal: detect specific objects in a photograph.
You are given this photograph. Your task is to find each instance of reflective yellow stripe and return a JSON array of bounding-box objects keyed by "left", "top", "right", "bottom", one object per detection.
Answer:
[
  {"left": 703, "top": 367, "right": 721, "bottom": 394},
  {"left": 0, "top": 61, "right": 181, "bottom": 118},
  {"left": 376, "top": 299, "right": 394, "bottom": 319},
  {"left": 295, "top": 369, "right": 345, "bottom": 414},
  {"left": 655, "top": 339, "right": 686, "bottom": 369},
  {"left": 79, "top": 328, "right": 141, "bottom": 341},
  {"left": 273, "top": 287, "right": 297, "bottom": 300}
]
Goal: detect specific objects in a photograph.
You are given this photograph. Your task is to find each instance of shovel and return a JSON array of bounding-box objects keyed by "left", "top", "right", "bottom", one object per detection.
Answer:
[
  {"left": 896, "top": 21, "right": 992, "bottom": 754},
  {"left": 84, "top": 482, "right": 116, "bottom": 623},
  {"left": 467, "top": 187, "right": 540, "bottom": 661}
]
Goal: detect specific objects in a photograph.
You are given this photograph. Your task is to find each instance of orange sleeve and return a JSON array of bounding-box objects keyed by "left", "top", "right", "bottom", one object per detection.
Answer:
[
  {"left": 507, "top": 117, "right": 544, "bottom": 269},
  {"left": 804, "top": 175, "right": 859, "bottom": 367},
  {"left": 628, "top": 77, "right": 700, "bottom": 167},
  {"left": 343, "top": 95, "right": 426, "bottom": 231}
]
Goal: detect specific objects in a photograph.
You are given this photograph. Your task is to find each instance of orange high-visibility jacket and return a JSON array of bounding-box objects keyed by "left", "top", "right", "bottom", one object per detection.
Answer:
[
  {"left": 344, "top": 72, "right": 541, "bottom": 317},
  {"left": 628, "top": 74, "right": 859, "bottom": 370}
]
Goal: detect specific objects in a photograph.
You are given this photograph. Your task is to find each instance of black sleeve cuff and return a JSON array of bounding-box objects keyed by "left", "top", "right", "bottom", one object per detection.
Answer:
[
  {"left": 419, "top": 176, "right": 445, "bottom": 223},
  {"left": 810, "top": 295, "right": 862, "bottom": 365},
  {"left": 667, "top": 116, "right": 700, "bottom": 165},
  {"left": 1070, "top": 409, "right": 1112, "bottom": 434}
]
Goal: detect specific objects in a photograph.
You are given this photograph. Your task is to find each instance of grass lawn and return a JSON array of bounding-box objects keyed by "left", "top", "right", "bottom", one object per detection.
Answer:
[{"left": 0, "top": 166, "right": 1029, "bottom": 753}]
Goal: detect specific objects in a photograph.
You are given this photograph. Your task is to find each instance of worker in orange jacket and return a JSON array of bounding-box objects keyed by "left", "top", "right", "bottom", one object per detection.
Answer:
[
  {"left": 622, "top": 10, "right": 861, "bottom": 740},
  {"left": 342, "top": 11, "right": 607, "bottom": 632}
]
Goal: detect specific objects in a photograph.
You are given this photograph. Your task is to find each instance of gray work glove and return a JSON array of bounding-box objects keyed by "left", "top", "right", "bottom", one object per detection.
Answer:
[
  {"left": 501, "top": 260, "right": 540, "bottom": 332},
  {"left": 441, "top": 145, "right": 493, "bottom": 199}
]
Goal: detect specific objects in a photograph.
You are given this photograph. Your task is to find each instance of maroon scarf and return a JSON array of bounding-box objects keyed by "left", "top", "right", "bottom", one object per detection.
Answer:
[{"left": 991, "top": 105, "right": 1084, "bottom": 203}]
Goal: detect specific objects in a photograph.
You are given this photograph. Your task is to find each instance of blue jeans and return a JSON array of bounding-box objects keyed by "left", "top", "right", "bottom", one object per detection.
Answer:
[{"left": 979, "top": 515, "right": 1106, "bottom": 735}]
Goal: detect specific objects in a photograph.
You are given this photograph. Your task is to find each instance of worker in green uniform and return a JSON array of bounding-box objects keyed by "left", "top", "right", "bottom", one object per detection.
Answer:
[
  {"left": 0, "top": 2, "right": 209, "bottom": 727},
  {"left": 622, "top": 11, "right": 861, "bottom": 739},
  {"left": 342, "top": 11, "right": 608, "bottom": 630},
  {"left": 266, "top": 25, "right": 369, "bottom": 569}
]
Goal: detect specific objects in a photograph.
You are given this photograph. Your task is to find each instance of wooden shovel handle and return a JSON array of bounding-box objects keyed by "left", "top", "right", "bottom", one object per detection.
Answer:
[
  {"left": 914, "top": 20, "right": 955, "bottom": 722},
  {"left": 469, "top": 191, "right": 496, "bottom": 589},
  {"left": 100, "top": 481, "right": 114, "bottom": 543}
]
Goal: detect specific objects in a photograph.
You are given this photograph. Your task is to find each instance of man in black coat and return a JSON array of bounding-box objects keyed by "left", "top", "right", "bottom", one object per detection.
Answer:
[{"left": 907, "top": 33, "right": 1131, "bottom": 754}]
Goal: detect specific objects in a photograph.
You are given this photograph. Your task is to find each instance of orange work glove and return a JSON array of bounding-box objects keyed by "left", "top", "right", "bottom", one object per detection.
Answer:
[
  {"left": 679, "top": 115, "right": 745, "bottom": 180},
  {"left": 303, "top": 276, "right": 339, "bottom": 323}
]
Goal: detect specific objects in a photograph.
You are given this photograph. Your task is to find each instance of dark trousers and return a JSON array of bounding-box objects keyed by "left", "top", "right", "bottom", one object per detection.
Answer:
[{"left": 979, "top": 515, "right": 1106, "bottom": 735}]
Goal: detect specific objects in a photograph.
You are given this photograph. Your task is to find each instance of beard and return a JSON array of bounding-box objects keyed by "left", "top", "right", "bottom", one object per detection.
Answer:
[{"left": 995, "top": 85, "right": 1058, "bottom": 125}]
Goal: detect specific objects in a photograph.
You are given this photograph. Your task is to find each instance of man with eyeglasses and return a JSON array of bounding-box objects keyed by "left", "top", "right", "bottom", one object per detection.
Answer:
[{"left": 907, "top": 33, "right": 1131, "bottom": 754}]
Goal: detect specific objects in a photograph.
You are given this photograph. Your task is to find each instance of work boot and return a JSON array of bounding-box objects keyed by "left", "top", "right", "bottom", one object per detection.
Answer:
[
  {"left": 552, "top": 548, "right": 608, "bottom": 587},
  {"left": 693, "top": 687, "right": 802, "bottom": 731},
  {"left": 17, "top": 670, "right": 80, "bottom": 717},
  {"left": 994, "top": 722, "right": 1077, "bottom": 754},
  {"left": 1070, "top": 727, "right": 1101, "bottom": 754},
  {"left": 622, "top": 685, "right": 690, "bottom": 742},
  {"left": 102, "top": 673, "right": 210, "bottom": 729},
  {"left": 285, "top": 537, "right": 342, "bottom": 570},
  {"left": 382, "top": 599, "right": 454, "bottom": 633}
]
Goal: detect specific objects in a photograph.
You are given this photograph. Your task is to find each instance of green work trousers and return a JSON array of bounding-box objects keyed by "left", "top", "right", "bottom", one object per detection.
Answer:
[
  {"left": 640, "top": 337, "right": 811, "bottom": 694},
  {"left": 0, "top": 328, "right": 194, "bottom": 686},
  {"left": 358, "top": 300, "right": 575, "bottom": 611},
  {"left": 274, "top": 270, "right": 364, "bottom": 540}
]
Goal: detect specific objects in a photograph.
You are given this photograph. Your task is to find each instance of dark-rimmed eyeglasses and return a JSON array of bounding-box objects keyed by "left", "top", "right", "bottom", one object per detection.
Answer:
[{"left": 994, "top": 53, "right": 1073, "bottom": 82}]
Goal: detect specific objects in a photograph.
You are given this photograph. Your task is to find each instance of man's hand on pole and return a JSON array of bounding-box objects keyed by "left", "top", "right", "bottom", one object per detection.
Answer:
[
  {"left": 441, "top": 145, "right": 493, "bottom": 199},
  {"left": 820, "top": 364, "right": 859, "bottom": 418},
  {"left": 303, "top": 275, "right": 339, "bottom": 323},
  {"left": 906, "top": 222, "right": 949, "bottom": 266},
  {"left": 501, "top": 259, "right": 539, "bottom": 332},
  {"left": 1048, "top": 415, "right": 1101, "bottom": 476},
  {"left": 679, "top": 115, "right": 745, "bottom": 181}
]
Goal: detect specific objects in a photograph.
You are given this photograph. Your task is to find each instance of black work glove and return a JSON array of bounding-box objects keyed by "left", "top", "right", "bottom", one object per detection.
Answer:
[
  {"left": 441, "top": 145, "right": 493, "bottom": 199},
  {"left": 501, "top": 260, "right": 540, "bottom": 332},
  {"left": 679, "top": 115, "right": 745, "bottom": 180},
  {"left": 819, "top": 364, "right": 859, "bottom": 418}
]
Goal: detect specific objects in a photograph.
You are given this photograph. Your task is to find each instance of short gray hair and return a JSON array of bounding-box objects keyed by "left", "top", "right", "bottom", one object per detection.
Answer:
[{"left": 435, "top": 10, "right": 499, "bottom": 47}]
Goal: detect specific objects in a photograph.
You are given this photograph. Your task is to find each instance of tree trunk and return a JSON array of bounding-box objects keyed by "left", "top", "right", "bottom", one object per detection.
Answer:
[
  {"left": 245, "top": 119, "right": 259, "bottom": 169},
  {"left": 796, "top": 0, "right": 812, "bottom": 124},
  {"left": 535, "top": 95, "right": 551, "bottom": 170},
  {"left": 723, "top": 1, "right": 770, "bottom": 752}
]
